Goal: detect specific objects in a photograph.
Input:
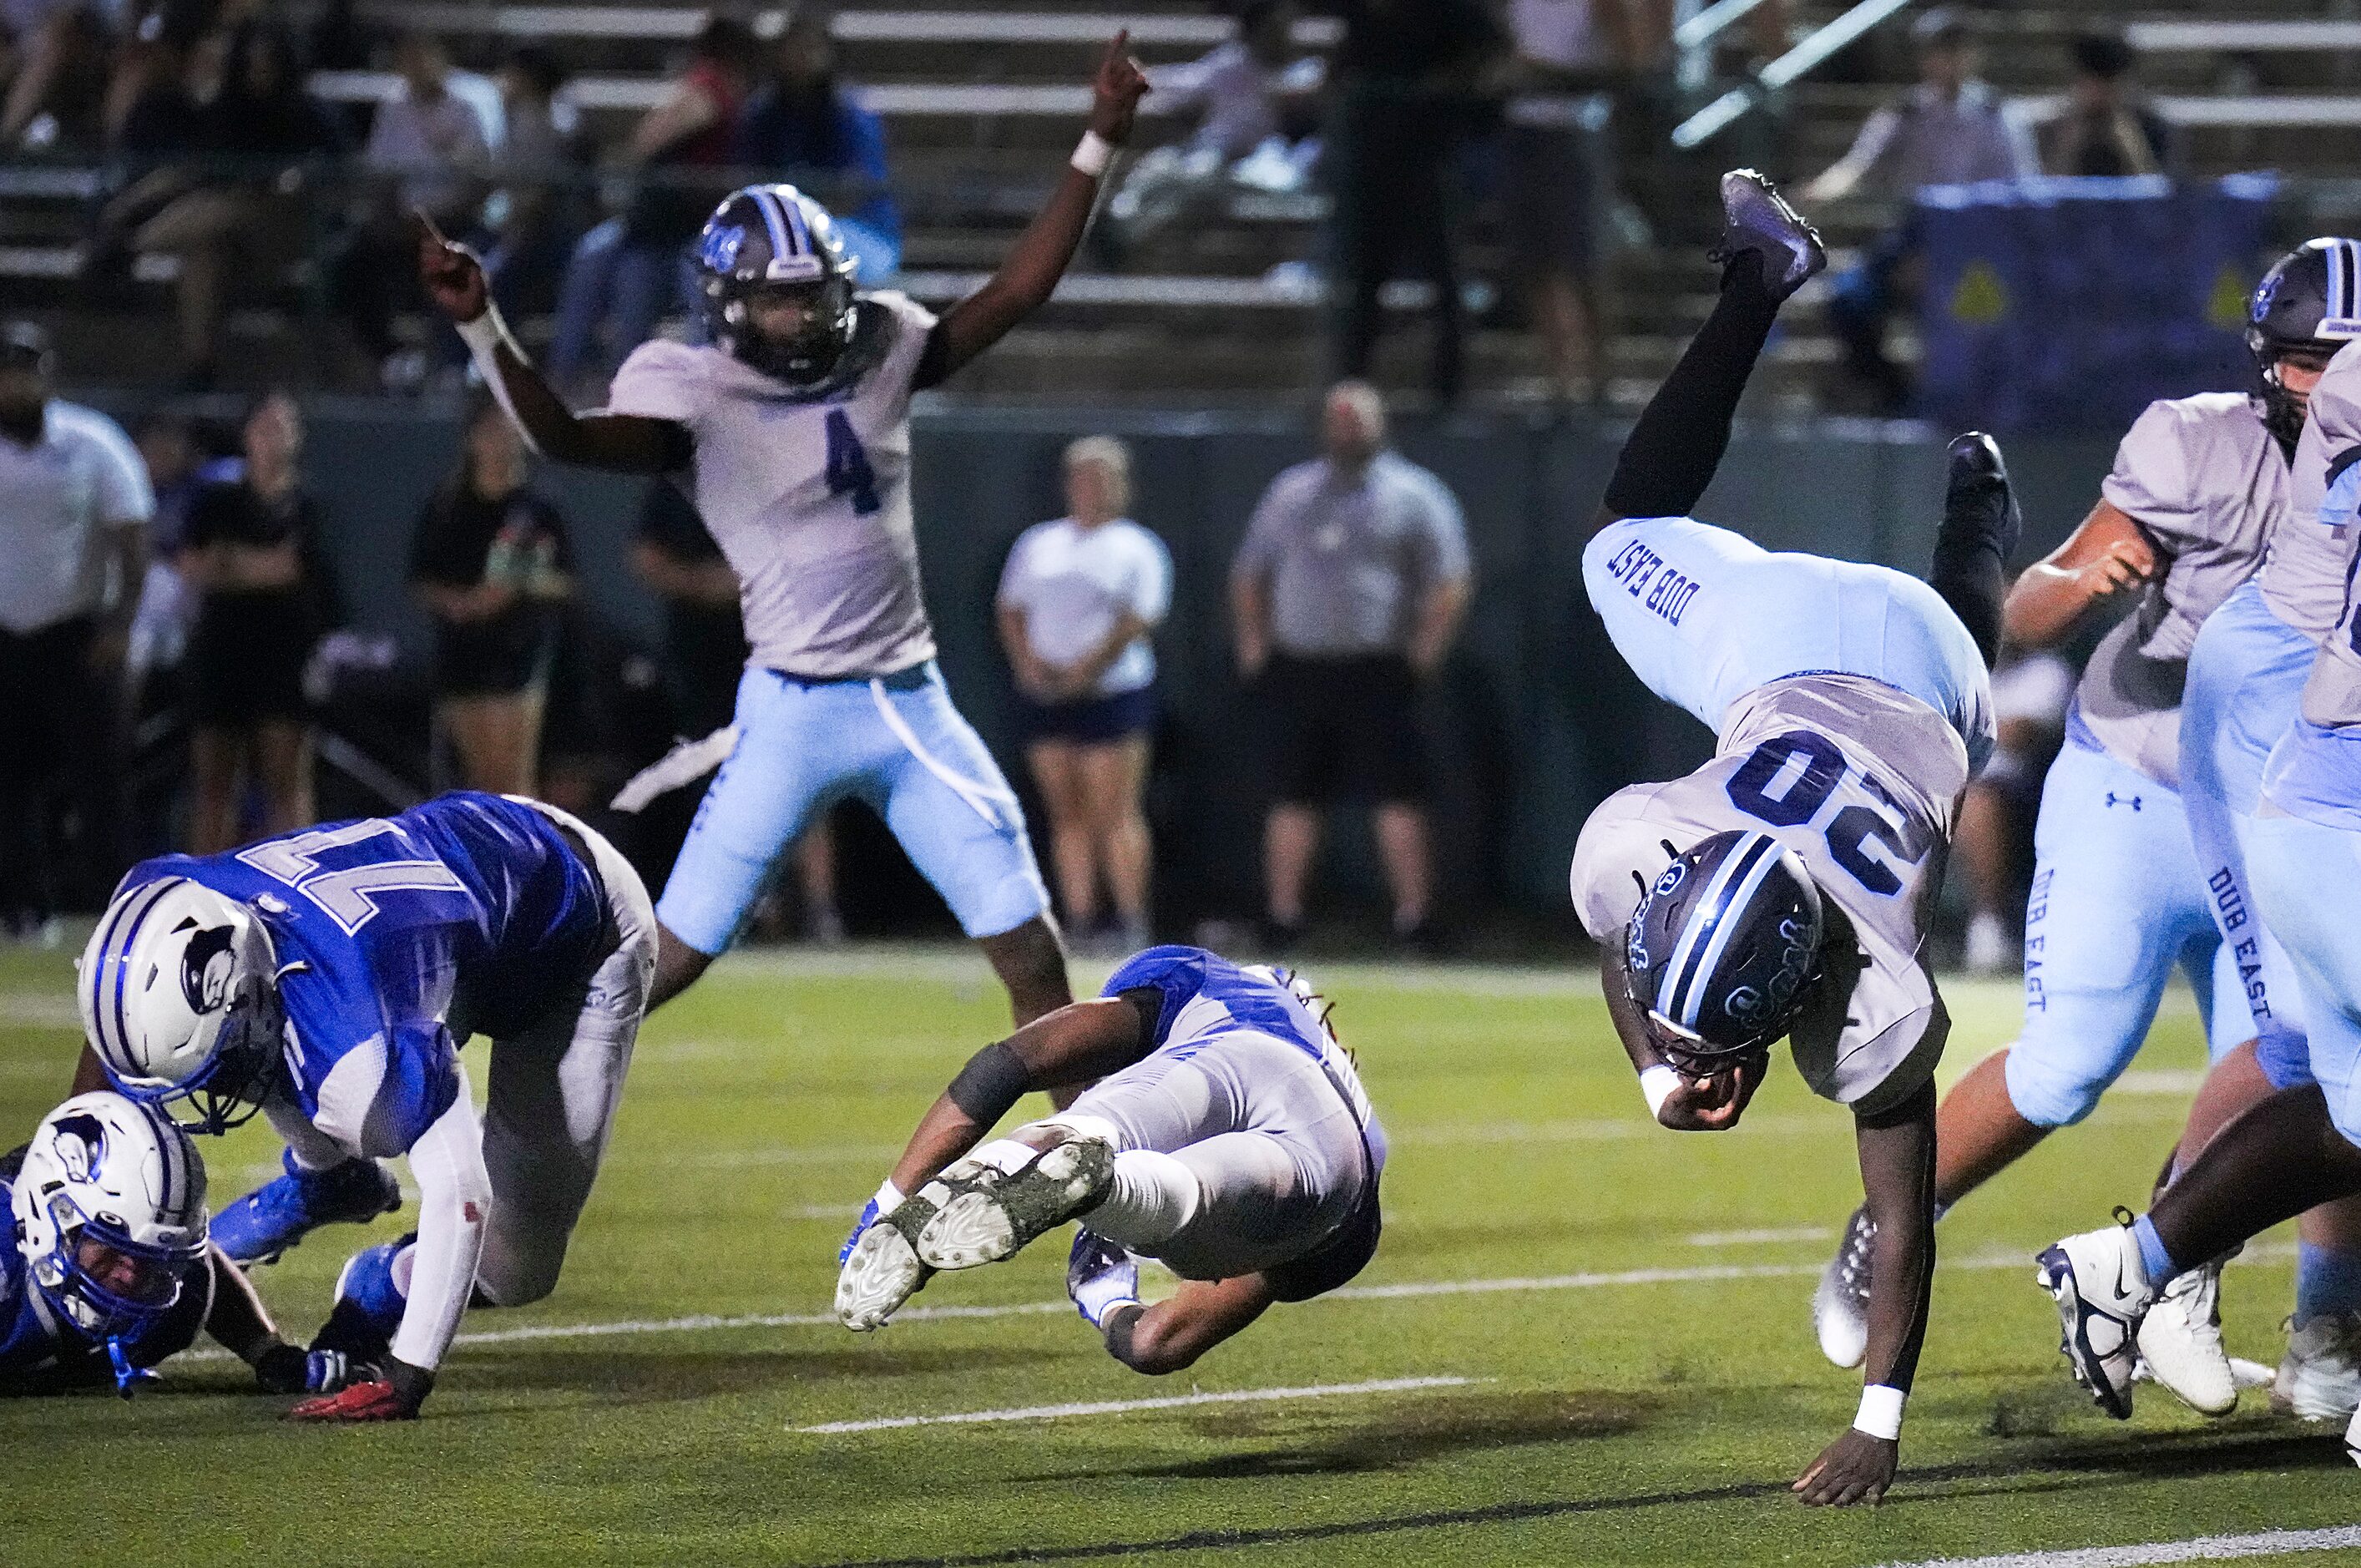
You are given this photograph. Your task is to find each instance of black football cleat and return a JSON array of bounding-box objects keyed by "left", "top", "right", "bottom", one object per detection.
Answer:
[
  {"left": 1944, "top": 430, "right": 2024, "bottom": 566},
  {"left": 1709, "top": 169, "right": 1826, "bottom": 303}
]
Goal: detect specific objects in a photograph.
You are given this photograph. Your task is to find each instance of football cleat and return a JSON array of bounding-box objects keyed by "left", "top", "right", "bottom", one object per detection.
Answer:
[
  {"left": 1943, "top": 431, "right": 2025, "bottom": 567},
  {"left": 2035, "top": 1218, "right": 2156, "bottom": 1419},
  {"left": 2273, "top": 1311, "right": 2361, "bottom": 1422},
  {"left": 835, "top": 1196, "right": 935, "bottom": 1333},
  {"left": 308, "top": 1236, "right": 412, "bottom": 1371},
  {"left": 1813, "top": 1206, "right": 1874, "bottom": 1369},
  {"left": 2135, "top": 1261, "right": 2237, "bottom": 1417},
  {"left": 210, "top": 1150, "right": 402, "bottom": 1266},
  {"left": 1709, "top": 169, "right": 1826, "bottom": 303},
  {"left": 286, "top": 1378, "right": 417, "bottom": 1423},
  {"left": 914, "top": 1137, "right": 1116, "bottom": 1272}
]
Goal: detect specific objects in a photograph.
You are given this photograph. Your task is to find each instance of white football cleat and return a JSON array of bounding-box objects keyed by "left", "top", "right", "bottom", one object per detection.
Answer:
[
  {"left": 2273, "top": 1312, "right": 2361, "bottom": 1421},
  {"left": 915, "top": 1136, "right": 1115, "bottom": 1272},
  {"left": 2035, "top": 1219, "right": 2156, "bottom": 1419},
  {"left": 2346, "top": 1402, "right": 2361, "bottom": 1469},
  {"left": 1813, "top": 1206, "right": 1873, "bottom": 1369},
  {"left": 2135, "top": 1261, "right": 2237, "bottom": 1416},
  {"left": 835, "top": 1203, "right": 934, "bottom": 1332}
]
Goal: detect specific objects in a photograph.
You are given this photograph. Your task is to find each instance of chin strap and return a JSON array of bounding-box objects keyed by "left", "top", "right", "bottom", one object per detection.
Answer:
[{"left": 107, "top": 1337, "right": 157, "bottom": 1399}]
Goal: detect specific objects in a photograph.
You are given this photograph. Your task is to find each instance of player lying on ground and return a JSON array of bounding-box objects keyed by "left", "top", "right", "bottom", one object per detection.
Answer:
[
  {"left": 1814, "top": 237, "right": 2361, "bottom": 1422},
  {"left": 3, "top": 1092, "right": 343, "bottom": 1399},
  {"left": 76, "top": 791, "right": 657, "bottom": 1420},
  {"left": 1566, "top": 170, "right": 2012, "bottom": 1506},
  {"left": 833, "top": 945, "right": 1384, "bottom": 1371},
  {"left": 415, "top": 38, "right": 1153, "bottom": 1042},
  {"left": 2039, "top": 333, "right": 2361, "bottom": 1466}
]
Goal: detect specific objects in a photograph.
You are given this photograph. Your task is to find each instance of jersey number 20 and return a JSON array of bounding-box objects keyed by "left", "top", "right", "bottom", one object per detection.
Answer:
[
  {"left": 238, "top": 821, "right": 467, "bottom": 935},
  {"left": 824, "top": 409, "right": 881, "bottom": 516},
  {"left": 1724, "top": 731, "right": 1932, "bottom": 897}
]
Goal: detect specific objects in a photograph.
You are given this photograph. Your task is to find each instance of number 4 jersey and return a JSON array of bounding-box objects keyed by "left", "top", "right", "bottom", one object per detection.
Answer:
[
  {"left": 107, "top": 793, "right": 605, "bottom": 1157},
  {"left": 1571, "top": 675, "right": 1971, "bottom": 1113},
  {"left": 605, "top": 291, "right": 941, "bottom": 680}
]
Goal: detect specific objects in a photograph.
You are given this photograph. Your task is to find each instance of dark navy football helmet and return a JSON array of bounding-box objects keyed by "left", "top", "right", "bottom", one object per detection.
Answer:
[
  {"left": 2248, "top": 238, "right": 2361, "bottom": 451},
  {"left": 1621, "top": 829, "right": 1824, "bottom": 1069},
  {"left": 692, "top": 183, "right": 860, "bottom": 389}
]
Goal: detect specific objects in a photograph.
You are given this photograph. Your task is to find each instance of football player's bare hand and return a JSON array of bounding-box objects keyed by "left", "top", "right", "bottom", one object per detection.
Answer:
[
  {"left": 1793, "top": 1428, "right": 1896, "bottom": 1507},
  {"left": 1655, "top": 1060, "right": 1758, "bottom": 1131},
  {"left": 413, "top": 209, "right": 488, "bottom": 322},
  {"left": 1089, "top": 32, "right": 1150, "bottom": 143},
  {"left": 2084, "top": 538, "right": 2155, "bottom": 599}
]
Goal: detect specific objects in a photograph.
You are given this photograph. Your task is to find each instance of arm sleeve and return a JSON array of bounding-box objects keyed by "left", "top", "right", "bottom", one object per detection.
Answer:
[
  {"left": 2099, "top": 401, "right": 2199, "bottom": 549},
  {"left": 387, "top": 1070, "right": 491, "bottom": 1372}
]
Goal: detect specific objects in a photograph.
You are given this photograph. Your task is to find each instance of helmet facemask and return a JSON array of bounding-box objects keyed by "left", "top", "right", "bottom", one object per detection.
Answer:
[{"left": 718, "top": 274, "right": 858, "bottom": 387}]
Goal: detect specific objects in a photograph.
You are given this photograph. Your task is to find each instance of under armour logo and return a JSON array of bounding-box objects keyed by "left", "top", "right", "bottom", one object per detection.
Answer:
[{"left": 2104, "top": 792, "right": 2143, "bottom": 811}]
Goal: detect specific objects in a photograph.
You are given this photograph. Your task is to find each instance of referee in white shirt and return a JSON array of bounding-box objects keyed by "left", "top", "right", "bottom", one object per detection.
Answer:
[{"left": 0, "top": 322, "right": 153, "bottom": 942}]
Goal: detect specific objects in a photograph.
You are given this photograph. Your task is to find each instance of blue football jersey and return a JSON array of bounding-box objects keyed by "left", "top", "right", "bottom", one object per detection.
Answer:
[{"left": 113, "top": 793, "right": 604, "bottom": 1158}]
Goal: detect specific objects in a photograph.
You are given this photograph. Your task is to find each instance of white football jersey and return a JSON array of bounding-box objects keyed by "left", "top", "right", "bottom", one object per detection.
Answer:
[
  {"left": 1571, "top": 675, "right": 1969, "bottom": 1112},
  {"left": 2264, "top": 338, "right": 2361, "bottom": 641},
  {"left": 607, "top": 291, "right": 940, "bottom": 678}
]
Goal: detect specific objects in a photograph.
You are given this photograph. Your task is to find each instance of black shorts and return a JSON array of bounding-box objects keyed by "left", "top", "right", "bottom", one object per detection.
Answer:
[
  {"left": 1014, "top": 685, "right": 1155, "bottom": 746},
  {"left": 1263, "top": 652, "right": 1429, "bottom": 806},
  {"left": 187, "top": 590, "right": 316, "bottom": 728}
]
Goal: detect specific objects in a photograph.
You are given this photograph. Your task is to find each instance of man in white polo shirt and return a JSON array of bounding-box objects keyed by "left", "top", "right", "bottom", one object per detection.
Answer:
[{"left": 0, "top": 321, "right": 152, "bottom": 943}]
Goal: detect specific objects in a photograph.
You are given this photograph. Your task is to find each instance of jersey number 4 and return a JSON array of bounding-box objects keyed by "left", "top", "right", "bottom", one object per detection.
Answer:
[
  {"left": 823, "top": 409, "right": 881, "bottom": 516},
  {"left": 1724, "top": 731, "right": 1932, "bottom": 897},
  {"left": 237, "top": 821, "right": 468, "bottom": 935}
]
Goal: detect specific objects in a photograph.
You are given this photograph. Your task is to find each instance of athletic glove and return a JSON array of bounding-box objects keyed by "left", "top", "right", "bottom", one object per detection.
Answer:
[
  {"left": 840, "top": 1181, "right": 906, "bottom": 1265},
  {"left": 252, "top": 1343, "right": 355, "bottom": 1396},
  {"left": 1066, "top": 1229, "right": 1142, "bottom": 1328}
]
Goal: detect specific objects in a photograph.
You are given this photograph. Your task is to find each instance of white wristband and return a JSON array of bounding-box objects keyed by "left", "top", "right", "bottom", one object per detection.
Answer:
[
  {"left": 1639, "top": 1064, "right": 1681, "bottom": 1120},
  {"left": 873, "top": 1179, "right": 905, "bottom": 1217},
  {"left": 1070, "top": 129, "right": 1115, "bottom": 178},
  {"left": 1853, "top": 1383, "right": 1906, "bottom": 1440}
]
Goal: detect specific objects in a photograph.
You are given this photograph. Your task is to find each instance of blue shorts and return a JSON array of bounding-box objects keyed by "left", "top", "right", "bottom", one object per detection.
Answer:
[
  {"left": 1014, "top": 685, "right": 1155, "bottom": 746},
  {"left": 1583, "top": 516, "right": 1994, "bottom": 771},
  {"left": 657, "top": 663, "right": 1051, "bottom": 951},
  {"left": 2004, "top": 736, "right": 2255, "bottom": 1128},
  {"left": 2180, "top": 578, "right": 2313, "bottom": 1082},
  {"left": 2246, "top": 810, "right": 2361, "bottom": 1146}
]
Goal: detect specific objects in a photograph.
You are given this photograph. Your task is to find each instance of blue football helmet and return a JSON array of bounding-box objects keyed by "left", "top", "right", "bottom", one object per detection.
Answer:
[
  {"left": 2248, "top": 237, "right": 2361, "bottom": 449},
  {"left": 1621, "top": 829, "right": 1824, "bottom": 1069},
  {"left": 692, "top": 183, "right": 861, "bottom": 389}
]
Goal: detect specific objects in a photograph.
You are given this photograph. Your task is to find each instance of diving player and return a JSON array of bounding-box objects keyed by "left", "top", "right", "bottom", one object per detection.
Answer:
[
  {"left": 1813, "top": 240, "right": 2361, "bottom": 1415},
  {"left": 3, "top": 1092, "right": 343, "bottom": 1399},
  {"left": 78, "top": 791, "right": 658, "bottom": 1420},
  {"left": 1567, "top": 171, "right": 2008, "bottom": 1506},
  {"left": 833, "top": 946, "right": 1383, "bottom": 1373},
  {"left": 2037, "top": 344, "right": 2361, "bottom": 1465},
  {"left": 413, "top": 38, "right": 1153, "bottom": 1035}
]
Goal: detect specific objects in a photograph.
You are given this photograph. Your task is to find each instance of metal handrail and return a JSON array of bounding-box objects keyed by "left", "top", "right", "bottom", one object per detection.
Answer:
[{"left": 1672, "top": 0, "right": 1917, "bottom": 149}]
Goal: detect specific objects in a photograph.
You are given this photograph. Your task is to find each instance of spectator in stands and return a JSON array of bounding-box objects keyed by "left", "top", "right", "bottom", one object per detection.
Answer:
[
  {"left": 1325, "top": 0, "right": 1504, "bottom": 406},
  {"left": 97, "top": 18, "right": 340, "bottom": 388},
  {"left": 411, "top": 400, "right": 574, "bottom": 796},
  {"left": 734, "top": 7, "right": 900, "bottom": 281},
  {"left": 998, "top": 437, "right": 1171, "bottom": 953},
  {"left": 2041, "top": 28, "right": 2170, "bottom": 180},
  {"left": 1, "top": 0, "right": 114, "bottom": 149},
  {"left": 177, "top": 391, "right": 331, "bottom": 854},
  {"left": 336, "top": 30, "right": 490, "bottom": 391},
  {"left": 1805, "top": 7, "right": 2035, "bottom": 413},
  {"left": 1956, "top": 646, "right": 2072, "bottom": 974},
  {"left": 1499, "top": 0, "right": 1641, "bottom": 406},
  {"left": 1095, "top": 0, "right": 1322, "bottom": 265},
  {"left": 0, "top": 321, "right": 150, "bottom": 942},
  {"left": 629, "top": 479, "right": 846, "bottom": 943},
  {"left": 549, "top": 13, "right": 758, "bottom": 389},
  {"left": 478, "top": 43, "right": 583, "bottom": 319},
  {"left": 1231, "top": 381, "right": 1469, "bottom": 951}
]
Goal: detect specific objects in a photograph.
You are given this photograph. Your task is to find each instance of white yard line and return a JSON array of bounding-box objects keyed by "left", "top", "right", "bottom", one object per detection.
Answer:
[
  {"left": 1686, "top": 1226, "right": 1837, "bottom": 1247},
  {"left": 792, "top": 1375, "right": 1480, "bottom": 1434},
  {"left": 1879, "top": 1525, "right": 2361, "bottom": 1568}
]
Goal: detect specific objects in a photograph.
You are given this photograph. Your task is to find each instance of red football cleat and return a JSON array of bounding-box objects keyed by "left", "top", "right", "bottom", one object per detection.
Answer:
[{"left": 286, "top": 1379, "right": 417, "bottom": 1423}]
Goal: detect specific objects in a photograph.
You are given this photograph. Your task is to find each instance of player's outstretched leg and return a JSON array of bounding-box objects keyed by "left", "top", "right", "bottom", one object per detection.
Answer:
[
  {"left": 1929, "top": 432, "right": 2022, "bottom": 668},
  {"left": 210, "top": 1149, "right": 402, "bottom": 1267},
  {"left": 915, "top": 1134, "right": 1116, "bottom": 1271},
  {"left": 1595, "top": 169, "right": 1823, "bottom": 528}
]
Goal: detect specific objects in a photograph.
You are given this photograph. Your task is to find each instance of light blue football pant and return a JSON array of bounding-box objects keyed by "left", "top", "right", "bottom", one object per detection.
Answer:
[
  {"left": 2005, "top": 736, "right": 2256, "bottom": 1128},
  {"left": 1583, "top": 516, "right": 1994, "bottom": 771},
  {"left": 2246, "top": 810, "right": 2361, "bottom": 1146},
  {"left": 2179, "top": 577, "right": 2313, "bottom": 1085},
  {"left": 656, "top": 663, "right": 1051, "bottom": 952}
]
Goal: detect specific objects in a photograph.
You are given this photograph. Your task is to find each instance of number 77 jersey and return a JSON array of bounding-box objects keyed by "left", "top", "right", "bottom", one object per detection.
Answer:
[{"left": 1571, "top": 674, "right": 1970, "bottom": 1112}]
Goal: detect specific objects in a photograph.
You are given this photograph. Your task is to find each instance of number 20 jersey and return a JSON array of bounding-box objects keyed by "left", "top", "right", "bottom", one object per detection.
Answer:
[
  {"left": 1570, "top": 675, "right": 1970, "bottom": 1112},
  {"left": 606, "top": 291, "right": 941, "bottom": 680},
  {"left": 107, "top": 793, "right": 604, "bottom": 1157}
]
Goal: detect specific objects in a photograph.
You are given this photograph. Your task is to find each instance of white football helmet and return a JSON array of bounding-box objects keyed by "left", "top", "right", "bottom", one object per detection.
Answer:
[
  {"left": 78, "top": 876, "right": 282, "bottom": 1132},
  {"left": 11, "top": 1091, "right": 209, "bottom": 1364}
]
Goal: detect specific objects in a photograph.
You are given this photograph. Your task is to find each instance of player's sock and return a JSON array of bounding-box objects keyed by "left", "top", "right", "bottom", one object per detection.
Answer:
[
  {"left": 2133, "top": 1213, "right": 2180, "bottom": 1285},
  {"left": 2297, "top": 1243, "right": 2361, "bottom": 1326},
  {"left": 1929, "top": 432, "right": 2019, "bottom": 666},
  {"left": 1080, "top": 1150, "right": 1201, "bottom": 1251},
  {"left": 1600, "top": 253, "right": 1780, "bottom": 521}
]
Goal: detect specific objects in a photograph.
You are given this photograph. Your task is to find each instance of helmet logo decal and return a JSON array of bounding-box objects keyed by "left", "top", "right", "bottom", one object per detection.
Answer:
[
  {"left": 50, "top": 1115, "right": 102, "bottom": 1183},
  {"left": 698, "top": 225, "right": 746, "bottom": 276},
  {"left": 1725, "top": 913, "right": 1818, "bottom": 1028},
  {"left": 178, "top": 926, "right": 239, "bottom": 1014}
]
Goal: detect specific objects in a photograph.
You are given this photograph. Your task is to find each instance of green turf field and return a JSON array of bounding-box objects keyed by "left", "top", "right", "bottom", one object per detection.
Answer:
[{"left": 3, "top": 941, "right": 2356, "bottom": 1568}]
